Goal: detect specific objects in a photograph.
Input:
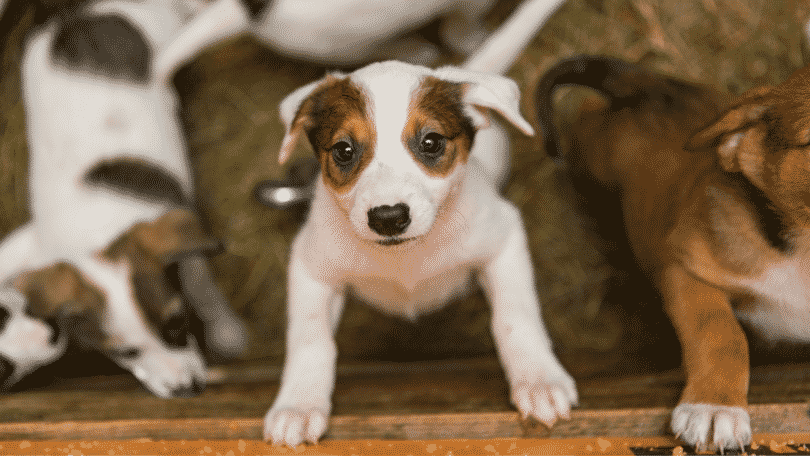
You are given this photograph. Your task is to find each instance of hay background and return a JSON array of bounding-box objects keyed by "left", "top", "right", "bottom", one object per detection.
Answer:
[{"left": 1, "top": 0, "right": 810, "bottom": 380}]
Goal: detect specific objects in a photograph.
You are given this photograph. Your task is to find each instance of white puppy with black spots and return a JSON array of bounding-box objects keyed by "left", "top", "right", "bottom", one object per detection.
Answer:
[
  {"left": 256, "top": 0, "right": 570, "bottom": 446},
  {"left": 0, "top": 0, "right": 246, "bottom": 396}
]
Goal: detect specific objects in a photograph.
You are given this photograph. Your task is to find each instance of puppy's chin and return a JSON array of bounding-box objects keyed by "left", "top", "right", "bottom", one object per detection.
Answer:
[{"left": 376, "top": 237, "right": 415, "bottom": 246}]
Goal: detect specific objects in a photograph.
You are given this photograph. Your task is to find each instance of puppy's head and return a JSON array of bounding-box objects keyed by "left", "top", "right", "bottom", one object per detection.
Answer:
[
  {"left": 276, "top": 61, "right": 534, "bottom": 245},
  {"left": 89, "top": 208, "right": 219, "bottom": 398},
  {"left": 13, "top": 262, "right": 106, "bottom": 352},
  {"left": 686, "top": 69, "right": 810, "bottom": 228},
  {"left": 0, "top": 261, "right": 104, "bottom": 389},
  {"left": 103, "top": 208, "right": 220, "bottom": 349},
  {"left": 0, "top": 285, "right": 68, "bottom": 390}
]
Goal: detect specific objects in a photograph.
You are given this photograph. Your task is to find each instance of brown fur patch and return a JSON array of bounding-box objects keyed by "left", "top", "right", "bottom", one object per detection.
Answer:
[
  {"left": 14, "top": 262, "right": 108, "bottom": 351},
  {"left": 292, "top": 76, "right": 375, "bottom": 192},
  {"left": 101, "top": 209, "right": 218, "bottom": 338},
  {"left": 15, "top": 262, "right": 104, "bottom": 319},
  {"left": 661, "top": 264, "right": 748, "bottom": 407},
  {"left": 403, "top": 76, "right": 475, "bottom": 177},
  {"left": 103, "top": 209, "right": 219, "bottom": 268}
]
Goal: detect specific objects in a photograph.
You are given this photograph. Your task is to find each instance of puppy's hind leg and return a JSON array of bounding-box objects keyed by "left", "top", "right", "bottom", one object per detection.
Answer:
[{"left": 661, "top": 263, "right": 751, "bottom": 453}]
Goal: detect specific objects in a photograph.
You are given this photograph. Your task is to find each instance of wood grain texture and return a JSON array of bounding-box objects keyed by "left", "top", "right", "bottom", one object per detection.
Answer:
[
  {"left": 1, "top": 358, "right": 809, "bottom": 442},
  {"left": 0, "top": 403, "right": 806, "bottom": 441}
]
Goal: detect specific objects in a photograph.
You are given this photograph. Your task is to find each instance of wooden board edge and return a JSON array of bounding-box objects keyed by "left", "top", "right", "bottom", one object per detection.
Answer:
[
  {"left": 1, "top": 434, "right": 810, "bottom": 455},
  {"left": 0, "top": 403, "right": 806, "bottom": 442}
]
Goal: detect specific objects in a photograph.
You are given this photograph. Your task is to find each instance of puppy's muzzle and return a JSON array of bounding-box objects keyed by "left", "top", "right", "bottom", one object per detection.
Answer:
[
  {"left": 170, "top": 376, "right": 205, "bottom": 398},
  {"left": 368, "top": 203, "right": 411, "bottom": 237}
]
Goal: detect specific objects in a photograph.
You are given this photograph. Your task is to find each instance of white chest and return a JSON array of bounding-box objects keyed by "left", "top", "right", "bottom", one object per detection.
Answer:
[
  {"left": 737, "top": 258, "right": 810, "bottom": 343},
  {"left": 346, "top": 259, "right": 476, "bottom": 321}
]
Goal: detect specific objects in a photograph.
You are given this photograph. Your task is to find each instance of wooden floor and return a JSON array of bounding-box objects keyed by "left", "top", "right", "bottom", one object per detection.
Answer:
[{"left": 0, "top": 356, "right": 809, "bottom": 454}]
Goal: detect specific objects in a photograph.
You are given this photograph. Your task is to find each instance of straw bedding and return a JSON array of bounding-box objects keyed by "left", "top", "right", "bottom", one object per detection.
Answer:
[{"left": 1, "top": 0, "right": 808, "bottom": 378}]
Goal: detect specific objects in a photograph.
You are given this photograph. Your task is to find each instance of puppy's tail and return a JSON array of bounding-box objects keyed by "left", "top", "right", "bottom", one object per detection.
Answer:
[
  {"left": 536, "top": 54, "right": 718, "bottom": 163},
  {"left": 462, "top": 0, "right": 564, "bottom": 75},
  {"left": 535, "top": 55, "right": 652, "bottom": 161}
]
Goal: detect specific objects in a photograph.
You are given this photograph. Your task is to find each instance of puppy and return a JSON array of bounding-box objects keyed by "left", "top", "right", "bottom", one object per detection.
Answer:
[
  {"left": 150, "top": 0, "right": 495, "bottom": 79},
  {"left": 151, "top": 0, "right": 566, "bottom": 84},
  {"left": 256, "top": 0, "right": 572, "bottom": 447},
  {"left": 0, "top": 0, "right": 247, "bottom": 396},
  {"left": 536, "top": 54, "right": 810, "bottom": 451}
]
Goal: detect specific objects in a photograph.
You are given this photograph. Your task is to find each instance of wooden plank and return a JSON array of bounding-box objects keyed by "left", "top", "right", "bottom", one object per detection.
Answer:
[
  {"left": 1, "top": 435, "right": 810, "bottom": 456},
  {"left": 7, "top": 359, "right": 810, "bottom": 424},
  {"left": 0, "top": 403, "right": 806, "bottom": 441}
]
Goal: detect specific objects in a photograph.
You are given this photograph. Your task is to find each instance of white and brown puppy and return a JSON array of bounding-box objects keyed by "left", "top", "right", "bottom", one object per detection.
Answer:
[
  {"left": 536, "top": 54, "right": 810, "bottom": 452},
  {"left": 0, "top": 0, "right": 246, "bottom": 396},
  {"left": 259, "top": 1, "right": 572, "bottom": 446}
]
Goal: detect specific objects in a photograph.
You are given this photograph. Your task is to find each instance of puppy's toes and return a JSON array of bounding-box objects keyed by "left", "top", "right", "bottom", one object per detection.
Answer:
[
  {"left": 264, "top": 407, "right": 329, "bottom": 447},
  {"left": 120, "top": 341, "right": 207, "bottom": 399},
  {"left": 671, "top": 403, "right": 751, "bottom": 452},
  {"left": 713, "top": 407, "right": 751, "bottom": 452},
  {"left": 512, "top": 378, "right": 577, "bottom": 428}
]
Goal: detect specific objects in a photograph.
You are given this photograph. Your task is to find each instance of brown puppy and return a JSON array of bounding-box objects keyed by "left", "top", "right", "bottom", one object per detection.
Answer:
[{"left": 537, "top": 55, "right": 810, "bottom": 452}]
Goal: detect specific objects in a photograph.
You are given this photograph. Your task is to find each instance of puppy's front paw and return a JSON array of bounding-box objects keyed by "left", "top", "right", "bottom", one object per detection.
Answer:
[
  {"left": 671, "top": 403, "right": 751, "bottom": 452},
  {"left": 263, "top": 406, "right": 329, "bottom": 447},
  {"left": 115, "top": 340, "right": 206, "bottom": 398},
  {"left": 511, "top": 374, "right": 578, "bottom": 428}
]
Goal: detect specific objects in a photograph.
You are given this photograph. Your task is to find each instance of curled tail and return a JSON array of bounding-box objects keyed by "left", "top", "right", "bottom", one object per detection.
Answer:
[
  {"left": 536, "top": 54, "right": 715, "bottom": 161},
  {"left": 535, "top": 55, "right": 651, "bottom": 160}
]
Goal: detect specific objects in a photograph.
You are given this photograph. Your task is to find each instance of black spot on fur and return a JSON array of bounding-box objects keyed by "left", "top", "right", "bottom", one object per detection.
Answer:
[
  {"left": 84, "top": 158, "right": 188, "bottom": 206},
  {"left": 51, "top": 13, "right": 151, "bottom": 82},
  {"left": 239, "top": 0, "right": 275, "bottom": 20}
]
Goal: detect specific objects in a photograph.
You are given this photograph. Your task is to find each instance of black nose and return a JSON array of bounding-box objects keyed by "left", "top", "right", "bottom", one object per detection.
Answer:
[
  {"left": 171, "top": 377, "right": 205, "bottom": 398},
  {"left": 368, "top": 203, "right": 410, "bottom": 236}
]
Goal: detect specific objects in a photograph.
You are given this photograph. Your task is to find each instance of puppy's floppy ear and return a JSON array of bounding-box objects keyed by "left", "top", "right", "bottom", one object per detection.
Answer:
[
  {"left": 13, "top": 262, "right": 107, "bottom": 351},
  {"left": 433, "top": 66, "right": 535, "bottom": 136},
  {"left": 14, "top": 263, "right": 105, "bottom": 319},
  {"left": 685, "top": 86, "right": 775, "bottom": 188},
  {"left": 104, "top": 208, "right": 220, "bottom": 268},
  {"left": 278, "top": 73, "right": 347, "bottom": 165}
]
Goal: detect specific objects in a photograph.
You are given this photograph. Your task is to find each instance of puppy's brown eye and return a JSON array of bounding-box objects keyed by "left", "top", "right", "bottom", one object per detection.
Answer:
[
  {"left": 420, "top": 133, "right": 446, "bottom": 158},
  {"left": 331, "top": 141, "right": 355, "bottom": 167}
]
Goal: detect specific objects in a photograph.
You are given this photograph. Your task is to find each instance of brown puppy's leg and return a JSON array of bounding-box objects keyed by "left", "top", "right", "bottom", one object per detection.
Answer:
[{"left": 660, "top": 263, "right": 751, "bottom": 451}]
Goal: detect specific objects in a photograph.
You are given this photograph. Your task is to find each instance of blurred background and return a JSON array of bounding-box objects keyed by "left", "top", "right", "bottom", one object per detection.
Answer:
[{"left": 1, "top": 0, "right": 810, "bottom": 387}]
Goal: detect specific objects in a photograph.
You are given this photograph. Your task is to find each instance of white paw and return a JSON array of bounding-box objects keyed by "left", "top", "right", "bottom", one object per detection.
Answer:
[
  {"left": 671, "top": 403, "right": 751, "bottom": 452},
  {"left": 115, "top": 338, "right": 207, "bottom": 398},
  {"left": 511, "top": 374, "right": 579, "bottom": 427},
  {"left": 263, "top": 406, "right": 329, "bottom": 447}
]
